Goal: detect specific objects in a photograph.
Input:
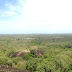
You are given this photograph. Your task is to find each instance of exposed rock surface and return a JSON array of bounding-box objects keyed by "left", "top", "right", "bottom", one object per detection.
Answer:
[
  {"left": 12, "top": 49, "right": 30, "bottom": 57},
  {"left": 34, "top": 49, "right": 43, "bottom": 57},
  {"left": 12, "top": 49, "right": 43, "bottom": 58}
]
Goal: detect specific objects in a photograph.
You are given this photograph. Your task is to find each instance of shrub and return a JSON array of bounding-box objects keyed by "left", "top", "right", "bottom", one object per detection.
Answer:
[
  {"left": 12, "top": 57, "right": 22, "bottom": 65},
  {"left": 0, "top": 56, "right": 12, "bottom": 67},
  {"left": 7, "top": 50, "right": 16, "bottom": 57},
  {"left": 16, "top": 61, "right": 26, "bottom": 70},
  {"left": 23, "top": 53, "right": 33, "bottom": 60},
  {"left": 26, "top": 59, "right": 37, "bottom": 72},
  {"left": 30, "top": 49, "right": 35, "bottom": 55}
]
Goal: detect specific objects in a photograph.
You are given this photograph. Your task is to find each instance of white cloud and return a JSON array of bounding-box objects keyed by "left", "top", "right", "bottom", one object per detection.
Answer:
[
  {"left": 1, "top": 0, "right": 25, "bottom": 17},
  {"left": 0, "top": 0, "right": 72, "bottom": 33},
  {"left": 23, "top": 0, "right": 72, "bottom": 24},
  {"left": 2, "top": 11, "right": 18, "bottom": 16}
]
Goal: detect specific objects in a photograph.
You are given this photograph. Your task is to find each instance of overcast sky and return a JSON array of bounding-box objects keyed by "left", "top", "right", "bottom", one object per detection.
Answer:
[{"left": 0, "top": 0, "right": 72, "bottom": 34}]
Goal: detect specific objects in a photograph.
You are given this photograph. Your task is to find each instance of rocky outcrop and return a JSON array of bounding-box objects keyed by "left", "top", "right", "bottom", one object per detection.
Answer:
[
  {"left": 34, "top": 49, "right": 43, "bottom": 57},
  {"left": 12, "top": 49, "right": 43, "bottom": 58},
  {"left": 12, "top": 49, "right": 30, "bottom": 57}
]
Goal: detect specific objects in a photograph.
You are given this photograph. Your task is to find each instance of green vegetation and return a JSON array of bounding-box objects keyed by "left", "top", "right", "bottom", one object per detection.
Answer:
[{"left": 0, "top": 34, "right": 72, "bottom": 72}]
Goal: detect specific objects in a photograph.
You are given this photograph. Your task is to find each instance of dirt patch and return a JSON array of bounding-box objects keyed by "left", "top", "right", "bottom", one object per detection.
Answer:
[{"left": 0, "top": 65, "right": 30, "bottom": 72}]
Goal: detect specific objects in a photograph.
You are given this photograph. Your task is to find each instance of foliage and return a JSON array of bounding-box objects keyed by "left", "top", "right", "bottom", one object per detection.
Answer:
[
  {"left": 12, "top": 57, "right": 22, "bottom": 65},
  {"left": 7, "top": 50, "right": 16, "bottom": 57},
  {"left": 23, "top": 53, "right": 34, "bottom": 60},
  {"left": 30, "top": 49, "right": 36, "bottom": 55},
  {"left": 0, "top": 56, "right": 12, "bottom": 67},
  {"left": 16, "top": 61, "right": 26, "bottom": 70},
  {"left": 0, "top": 34, "right": 72, "bottom": 71},
  {"left": 26, "top": 59, "right": 38, "bottom": 72}
]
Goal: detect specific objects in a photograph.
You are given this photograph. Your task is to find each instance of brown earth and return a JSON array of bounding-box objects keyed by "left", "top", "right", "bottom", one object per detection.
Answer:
[{"left": 0, "top": 65, "right": 30, "bottom": 72}]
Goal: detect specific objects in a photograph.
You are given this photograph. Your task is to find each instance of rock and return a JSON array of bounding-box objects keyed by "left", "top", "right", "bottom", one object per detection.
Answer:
[
  {"left": 12, "top": 49, "right": 30, "bottom": 57},
  {"left": 34, "top": 49, "right": 43, "bottom": 58}
]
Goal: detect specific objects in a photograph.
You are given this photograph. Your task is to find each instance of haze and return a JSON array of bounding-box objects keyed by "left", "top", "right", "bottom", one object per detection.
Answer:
[{"left": 0, "top": 0, "right": 72, "bottom": 34}]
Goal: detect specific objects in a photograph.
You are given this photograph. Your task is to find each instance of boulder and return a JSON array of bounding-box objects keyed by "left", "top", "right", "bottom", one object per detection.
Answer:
[
  {"left": 12, "top": 49, "right": 30, "bottom": 57},
  {"left": 34, "top": 49, "right": 43, "bottom": 57}
]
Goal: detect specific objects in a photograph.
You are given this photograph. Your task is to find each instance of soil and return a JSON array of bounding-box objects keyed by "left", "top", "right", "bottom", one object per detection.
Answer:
[{"left": 0, "top": 65, "right": 30, "bottom": 72}]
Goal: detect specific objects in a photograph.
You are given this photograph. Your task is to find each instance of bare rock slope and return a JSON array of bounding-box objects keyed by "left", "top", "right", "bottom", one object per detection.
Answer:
[{"left": 12, "top": 49, "right": 30, "bottom": 57}]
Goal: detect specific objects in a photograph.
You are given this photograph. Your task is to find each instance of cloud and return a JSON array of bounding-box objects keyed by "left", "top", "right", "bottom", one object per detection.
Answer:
[
  {"left": 25, "top": 0, "right": 72, "bottom": 24},
  {"left": 0, "top": 0, "right": 72, "bottom": 34},
  {"left": 2, "top": 11, "right": 18, "bottom": 16},
  {"left": 14, "top": 0, "right": 72, "bottom": 33},
  {"left": 1, "top": 0, "right": 25, "bottom": 17}
]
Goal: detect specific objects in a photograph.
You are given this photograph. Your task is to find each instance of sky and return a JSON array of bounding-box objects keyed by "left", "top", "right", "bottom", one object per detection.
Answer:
[{"left": 0, "top": 0, "right": 72, "bottom": 34}]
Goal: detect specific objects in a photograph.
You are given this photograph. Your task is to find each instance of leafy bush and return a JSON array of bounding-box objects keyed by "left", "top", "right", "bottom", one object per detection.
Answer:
[
  {"left": 0, "top": 56, "right": 12, "bottom": 67},
  {"left": 30, "top": 49, "right": 36, "bottom": 55},
  {"left": 54, "top": 54, "right": 72, "bottom": 72},
  {"left": 26, "top": 59, "right": 37, "bottom": 72},
  {"left": 65, "top": 44, "right": 72, "bottom": 48},
  {"left": 7, "top": 50, "right": 16, "bottom": 57},
  {"left": 36, "top": 60, "right": 56, "bottom": 72},
  {"left": 12, "top": 57, "right": 22, "bottom": 65},
  {"left": 23, "top": 53, "right": 33, "bottom": 60},
  {"left": 16, "top": 61, "right": 26, "bottom": 70}
]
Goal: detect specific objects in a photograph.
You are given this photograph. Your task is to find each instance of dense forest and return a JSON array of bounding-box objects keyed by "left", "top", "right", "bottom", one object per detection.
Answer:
[{"left": 0, "top": 34, "right": 72, "bottom": 72}]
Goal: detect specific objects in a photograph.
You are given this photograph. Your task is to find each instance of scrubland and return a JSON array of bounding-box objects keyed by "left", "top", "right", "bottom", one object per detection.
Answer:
[{"left": 0, "top": 34, "right": 72, "bottom": 72}]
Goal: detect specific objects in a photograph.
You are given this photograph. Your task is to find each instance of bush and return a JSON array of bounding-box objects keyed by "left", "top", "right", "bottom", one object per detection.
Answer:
[
  {"left": 65, "top": 44, "right": 72, "bottom": 48},
  {"left": 54, "top": 54, "right": 72, "bottom": 72},
  {"left": 30, "top": 50, "right": 35, "bottom": 55},
  {"left": 16, "top": 61, "right": 26, "bottom": 70},
  {"left": 0, "top": 56, "right": 12, "bottom": 67},
  {"left": 26, "top": 59, "right": 37, "bottom": 72},
  {"left": 23, "top": 53, "right": 33, "bottom": 60},
  {"left": 12, "top": 57, "right": 22, "bottom": 65},
  {"left": 7, "top": 50, "right": 16, "bottom": 57}
]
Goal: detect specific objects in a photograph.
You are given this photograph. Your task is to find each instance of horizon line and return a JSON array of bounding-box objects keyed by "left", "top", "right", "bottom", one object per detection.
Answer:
[{"left": 0, "top": 33, "right": 72, "bottom": 35}]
